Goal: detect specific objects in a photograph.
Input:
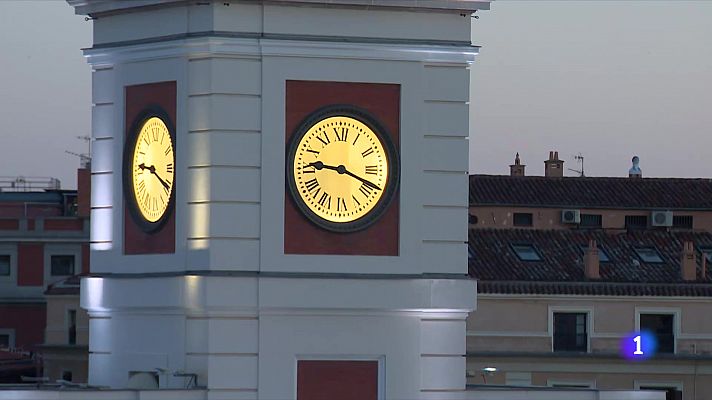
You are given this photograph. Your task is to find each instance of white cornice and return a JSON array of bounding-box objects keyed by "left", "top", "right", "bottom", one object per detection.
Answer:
[
  {"left": 83, "top": 36, "right": 479, "bottom": 67},
  {"left": 68, "top": 0, "right": 490, "bottom": 16}
]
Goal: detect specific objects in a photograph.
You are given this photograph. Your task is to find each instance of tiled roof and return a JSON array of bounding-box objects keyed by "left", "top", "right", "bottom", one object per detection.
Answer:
[
  {"left": 469, "top": 175, "right": 712, "bottom": 210},
  {"left": 468, "top": 229, "right": 712, "bottom": 296}
]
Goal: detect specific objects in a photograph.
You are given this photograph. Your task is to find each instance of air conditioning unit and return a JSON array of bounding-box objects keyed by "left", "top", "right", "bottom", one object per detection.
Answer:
[
  {"left": 561, "top": 209, "right": 581, "bottom": 224},
  {"left": 651, "top": 211, "right": 673, "bottom": 227}
]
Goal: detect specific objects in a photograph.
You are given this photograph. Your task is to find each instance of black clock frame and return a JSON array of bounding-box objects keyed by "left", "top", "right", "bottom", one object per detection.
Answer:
[
  {"left": 123, "top": 106, "right": 176, "bottom": 234},
  {"left": 286, "top": 104, "right": 400, "bottom": 233}
]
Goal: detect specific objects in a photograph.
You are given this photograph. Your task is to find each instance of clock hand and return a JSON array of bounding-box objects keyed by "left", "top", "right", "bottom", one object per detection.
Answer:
[
  {"left": 308, "top": 161, "right": 381, "bottom": 191},
  {"left": 140, "top": 163, "right": 171, "bottom": 190}
]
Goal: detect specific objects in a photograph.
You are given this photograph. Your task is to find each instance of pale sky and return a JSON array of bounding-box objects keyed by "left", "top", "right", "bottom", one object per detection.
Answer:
[{"left": 0, "top": 1, "right": 710, "bottom": 189}]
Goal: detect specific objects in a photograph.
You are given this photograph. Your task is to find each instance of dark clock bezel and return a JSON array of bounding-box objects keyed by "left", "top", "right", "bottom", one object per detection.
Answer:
[
  {"left": 286, "top": 104, "right": 400, "bottom": 233},
  {"left": 123, "top": 106, "right": 176, "bottom": 234}
]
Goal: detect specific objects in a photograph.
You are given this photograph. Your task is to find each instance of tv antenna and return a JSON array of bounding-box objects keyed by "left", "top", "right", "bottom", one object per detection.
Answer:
[
  {"left": 65, "top": 135, "right": 92, "bottom": 168},
  {"left": 568, "top": 153, "right": 585, "bottom": 177}
]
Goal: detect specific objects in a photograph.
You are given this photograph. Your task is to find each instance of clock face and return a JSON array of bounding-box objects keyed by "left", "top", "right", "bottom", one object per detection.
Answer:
[
  {"left": 287, "top": 106, "right": 399, "bottom": 232},
  {"left": 125, "top": 113, "right": 175, "bottom": 230}
]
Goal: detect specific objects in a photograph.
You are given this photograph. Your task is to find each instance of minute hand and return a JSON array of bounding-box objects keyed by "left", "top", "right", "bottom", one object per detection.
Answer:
[{"left": 342, "top": 168, "right": 381, "bottom": 191}]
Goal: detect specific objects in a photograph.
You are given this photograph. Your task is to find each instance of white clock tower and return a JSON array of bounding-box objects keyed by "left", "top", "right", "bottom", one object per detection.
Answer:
[{"left": 68, "top": 0, "right": 490, "bottom": 398}]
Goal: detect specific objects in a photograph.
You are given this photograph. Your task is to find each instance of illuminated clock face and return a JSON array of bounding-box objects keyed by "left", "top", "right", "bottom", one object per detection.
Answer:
[
  {"left": 128, "top": 116, "right": 175, "bottom": 226},
  {"left": 287, "top": 107, "right": 399, "bottom": 232}
]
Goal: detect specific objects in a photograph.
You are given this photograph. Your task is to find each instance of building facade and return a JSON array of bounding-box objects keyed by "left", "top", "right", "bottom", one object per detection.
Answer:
[
  {"left": 467, "top": 154, "right": 712, "bottom": 400},
  {"left": 0, "top": 170, "right": 90, "bottom": 382}
]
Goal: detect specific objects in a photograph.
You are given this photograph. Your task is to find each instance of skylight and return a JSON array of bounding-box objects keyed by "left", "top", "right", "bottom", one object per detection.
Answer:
[
  {"left": 634, "top": 247, "right": 663, "bottom": 263},
  {"left": 511, "top": 244, "right": 542, "bottom": 261},
  {"left": 579, "top": 245, "right": 611, "bottom": 262}
]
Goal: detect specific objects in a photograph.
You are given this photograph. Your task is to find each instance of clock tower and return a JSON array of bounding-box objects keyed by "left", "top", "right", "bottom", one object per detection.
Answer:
[{"left": 68, "top": 0, "right": 490, "bottom": 398}]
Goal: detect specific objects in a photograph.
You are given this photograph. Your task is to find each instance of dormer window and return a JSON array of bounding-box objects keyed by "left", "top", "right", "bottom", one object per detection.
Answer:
[
  {"left": 634, "top": 247, "right": 663, "bottom": 263},
  {"left": 511, "top": 244, "right": 542, "bottom": 261}
]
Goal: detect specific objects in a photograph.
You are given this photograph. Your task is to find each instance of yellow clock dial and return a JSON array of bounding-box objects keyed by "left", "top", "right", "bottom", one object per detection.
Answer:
[
  {"left": 131, "top": 116, "right": 174, "bottom": 223},
  {"left": 292, "top": 115, "right": 389, "bottom": 224}
]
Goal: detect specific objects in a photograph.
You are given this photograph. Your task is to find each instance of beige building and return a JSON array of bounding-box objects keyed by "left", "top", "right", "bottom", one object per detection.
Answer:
[
  {"left": 467, "top": 154, "right": 712, "bottom": 400},
  {"left": 36, "top": 276, "right": 89, "bottom": 383}
]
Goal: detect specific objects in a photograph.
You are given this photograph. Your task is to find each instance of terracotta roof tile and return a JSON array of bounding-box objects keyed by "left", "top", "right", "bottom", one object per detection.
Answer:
[
  {"left": 470, "top": 175, "right": 712, "bottom": 210},
  {"left": 469, "top": 229, "right": 712, "bottom": 296}
]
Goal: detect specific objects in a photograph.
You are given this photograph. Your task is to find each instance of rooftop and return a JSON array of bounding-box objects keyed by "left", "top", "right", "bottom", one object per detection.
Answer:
[
  {"left": 469, "top": 229, "right": 712, "bottom": 296},
  {"left": 469, "top": 175, "right": 712, "bottom": 210}
]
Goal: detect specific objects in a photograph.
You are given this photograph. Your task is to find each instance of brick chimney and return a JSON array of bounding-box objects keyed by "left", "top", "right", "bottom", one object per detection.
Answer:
[
  {"left": 544, "top": 151, "right": 564, "bottom": 178},
  {"left": 510, "top": 153, "right": 525, "bottom": 177},
  {"left": 584, "top": 239, "right": 600, "bottom": 279},
  {"left": 701, "top": 251, "right": 707, "bottom": 280},
  {"left": 681, "top": 241, "right": 696, "bottom": 281}
]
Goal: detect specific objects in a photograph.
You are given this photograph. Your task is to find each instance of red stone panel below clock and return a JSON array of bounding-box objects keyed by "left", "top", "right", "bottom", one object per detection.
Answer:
[
  {"left": 124, "top": 81, "right": 176, "bottom": 255},
  {"left": 285, "top": 80, "right": 400, "bottom": 256},
  {"left": 297, "top": 360, "right": 378, "bottom": 400}
]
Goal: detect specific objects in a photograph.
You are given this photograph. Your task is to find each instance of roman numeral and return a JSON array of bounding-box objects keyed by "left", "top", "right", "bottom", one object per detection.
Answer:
[
  {"left": 362, "top": 147, "right": 374, "bottom": 158},
  {"left": 316, "top": 131, "right": 330, "bottom": 146},
  {"left": 359, "top": 183, "right": 374, "bottom": 197},
  {"left": 337, "top": 197, "right": 347, "bottom": 212},
  {"left": 166, "top": 163, "right": 173, "bottom": 173},
  {"left": 137, "top": 180, "right": 146, "bottom": 193},
  {"left": 143, "top": 137, "right": 150, "bottom": 146},
  {"left": 163, "top": 185, "right": 170, "bottom": 195},
  {"left": 152, "top": 128, "right": 158, "bottom": 142},
  {"left": 303, "top": 163, "right": 316, "bottom": 174},
  {"left": 352, "top": 133, "right": 360, "bottom": 145},
  {"left": 317, "top": 192, "right": 331, "bottom": 209},
  {"left": 164, "top": 146, "right": 171, "bottom": 156},
  {"left": 305, "top": 178, "right": 319, "bottom": 193},
  {"left": 306, "top": 148, "right": 320, "bottom": 156},
  {"left": 352, "top": 195, "right": 361, "bottom": 207},
  {"left": 334, "top": 127, "right": 348, "bottom": 142},
  {"left": 365, "top": 165, "right": 378, "bottom": 175}
]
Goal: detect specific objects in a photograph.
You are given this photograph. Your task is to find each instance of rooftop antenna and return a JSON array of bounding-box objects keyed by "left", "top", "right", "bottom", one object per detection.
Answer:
[
  {"left": 568, "top": 153, "right": 585, "bottom": 177},
  {"left": 65, "top": 135, "right": 92, "bottom": 168}
]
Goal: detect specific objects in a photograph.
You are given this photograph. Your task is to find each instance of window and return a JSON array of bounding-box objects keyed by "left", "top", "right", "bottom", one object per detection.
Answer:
[
  {"left": 511, "top": 244, "right": 541, "bottom": 261},
  {"left": 0, "top": 334, "right": 9, "bottom": 348},
  {"left": 553, "top": 312, "right": 588, "bottom": 352},
  {"left": 68, "top": 310, "right": 77, "bottom": 345},
  {"left": 635, "top": 247, "right": 663, "bottom": 263},
  {"left": 579, "top": 214, "right": 602, "bottom": 228},
  {"left": 51, "top": 255, "right": 75, "bottom": 276},
  {"left": 513, "top": 213, "right": 533, "bottom": 227},
  {"left": 62, "top": 371, "right": 73, "bottom": 382},
  {"left": 640, "top": 314, "right": 675, "bottom": 353},
  {"left": 672, "top": 215, "right": 693, "bottom": 230},
  {"left": 0, "top": 255, "right": 10, "bottom": 276},
  {"left": 625, "top": 215, "right": 648, "bottom": 230},
  {"left": 639, "top": 386, "right": 682, "bottom": 400},
  {"left": 579, "top": 245, "right": 611, "bottom": 262},
  {"left": 700, "top": 248, "right": 712, "bottom": 263},
  {"left": 469, "top": 214, "right": 478, "bottom": 225}
]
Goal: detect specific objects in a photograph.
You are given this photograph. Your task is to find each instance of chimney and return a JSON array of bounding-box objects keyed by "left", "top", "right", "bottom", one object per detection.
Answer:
[
  {"left": 509, "top": 153, "right": 526, "bottom": 177},
  {"left": 584, "top": 239, "right": 600, "bottom": 279},
  {"left": 702, "top": 251, "right": 707, "bottom": 280},
  {"left": 681, "top": 241, "right": 696, "bottom": 281},
  {"left": 629, "top": 156, "right": 642, "bottom": 178},
  {"left": 544, "top": 151, "right": 564, "bottom": 178}
]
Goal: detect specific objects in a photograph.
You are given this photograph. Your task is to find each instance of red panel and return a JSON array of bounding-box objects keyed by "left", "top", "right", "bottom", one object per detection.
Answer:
[
  {"left": 123, "top": 81, "right": 176, "bottom": 255},
  {"left": 284, "top": 81, "right": 400, "bottom": 256},
  {"left": 0, "top": 204, "right": 62, "bottom": 219},
  {"left": 0, "top": 219, "right": 19, "bottom": 230},
  {"left": 77, "top": 167, "right": 91, "bottom": 218},
  {"left": 297, "top": 360, "right": 378, "bottom": 400},
  {"left": 44, "top": 219, "right": 84, "bottom": 231},
  {"left": 81, "top": 243, "right": 90, "bottom": 274},
  {"left": 17, "top": 243, "right": 43, "bottom": 287},
  {"left": 0, "top": 304, "right": 46, "bottom": 349}
]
